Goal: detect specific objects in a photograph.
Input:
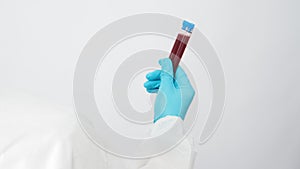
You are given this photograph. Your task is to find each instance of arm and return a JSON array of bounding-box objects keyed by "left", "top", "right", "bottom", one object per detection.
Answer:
[{"left": 140, "top": 58, "right": 195, "bottom": 169}]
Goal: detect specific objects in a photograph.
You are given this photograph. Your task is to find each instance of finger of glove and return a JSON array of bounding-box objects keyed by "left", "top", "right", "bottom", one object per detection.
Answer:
[
  {"left": 159, "top": 58, "right": 174, "bottom": 89},
  {"left": 146, "top": 88, "right": 158, "bottom": 93},
  {"left": 146, "top": 70, "right": 161, "bottom": 81},
  {"left": 144, "top": 80, "right": 160, "bottom": 90}
]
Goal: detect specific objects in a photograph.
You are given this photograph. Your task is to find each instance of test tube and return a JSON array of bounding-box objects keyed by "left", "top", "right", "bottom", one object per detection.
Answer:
[{"left": 169, "top": 20, "right": 195, "bottom": 76}]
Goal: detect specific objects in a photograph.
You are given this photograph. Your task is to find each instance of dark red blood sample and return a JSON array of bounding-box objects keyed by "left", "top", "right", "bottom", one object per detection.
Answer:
[{"left": 169, "top": 33, "right": 190, "bottom": 75}]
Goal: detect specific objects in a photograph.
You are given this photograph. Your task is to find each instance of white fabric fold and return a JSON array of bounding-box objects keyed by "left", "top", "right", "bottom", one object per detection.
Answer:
[{"left": 0, "top": 93, "right": 192, "bottom": 169}]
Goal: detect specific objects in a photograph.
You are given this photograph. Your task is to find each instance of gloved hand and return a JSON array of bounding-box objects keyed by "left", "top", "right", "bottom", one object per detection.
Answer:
[{"left": 144, "top": 58, "right": 195, "bottom": 123}]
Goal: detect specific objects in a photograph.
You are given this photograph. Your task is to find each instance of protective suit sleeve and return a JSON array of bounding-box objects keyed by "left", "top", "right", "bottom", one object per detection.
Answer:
[
  {"left": 104, "top": 116, "right": 192, "bottom": 169},
  {"left": 139, "top": 116, "right": 192, "bottom": 169}
]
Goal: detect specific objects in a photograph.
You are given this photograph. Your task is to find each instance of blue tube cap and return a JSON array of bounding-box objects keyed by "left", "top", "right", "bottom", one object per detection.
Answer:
[{"left": 182, "top": 20, "right": 195, "bottom": 33}]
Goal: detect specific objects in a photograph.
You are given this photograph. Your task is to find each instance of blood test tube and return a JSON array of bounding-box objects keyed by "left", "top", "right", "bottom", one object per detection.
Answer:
[{"left": 169, "top": 20, "right": 195, "bottom": 76}]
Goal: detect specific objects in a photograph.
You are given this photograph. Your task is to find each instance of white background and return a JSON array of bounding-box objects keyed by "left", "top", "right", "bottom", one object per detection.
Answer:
[{"left": 0, "top": 0, "right": 300, "bottom": 168}]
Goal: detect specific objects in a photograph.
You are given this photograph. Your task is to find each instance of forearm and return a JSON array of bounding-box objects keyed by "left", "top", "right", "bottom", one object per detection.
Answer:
[{"left": 139, "top": 116, "right": 192, "bottom": 169}]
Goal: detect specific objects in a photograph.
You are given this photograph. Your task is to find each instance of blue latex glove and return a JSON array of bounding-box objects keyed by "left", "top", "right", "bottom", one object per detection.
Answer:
[{"left": 144, "top": 58, "right": 195, "bottom": 123}]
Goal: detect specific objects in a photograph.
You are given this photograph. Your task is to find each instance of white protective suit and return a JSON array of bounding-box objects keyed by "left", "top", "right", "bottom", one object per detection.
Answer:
[{"left": 0, "top": 92, "right": 193, "bottom": 169}]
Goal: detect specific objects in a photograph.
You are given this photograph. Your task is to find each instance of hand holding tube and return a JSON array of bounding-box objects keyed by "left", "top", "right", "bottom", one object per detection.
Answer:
[{"left": 144, "top": 58, "right": 195, "bottom": 122}]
